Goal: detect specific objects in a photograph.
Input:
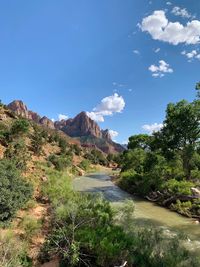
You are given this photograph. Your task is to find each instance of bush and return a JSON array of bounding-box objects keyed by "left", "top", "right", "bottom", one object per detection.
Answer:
[
  {"left": 10, "top": 119, "right": 30, "bottom": 137},
  {"left": 163, "top": 179, "right": 194, "bottom": 195},
  {"left": 0, "top": 159, "right": 33, "bottom": 222},
  {"left": 0, "top": 231, "right": 32, "bottom": 267},
  {"left": 48, "top": 154, "right": 72, "bottom": 171},
  {"left": 4, "top": 139, "right": 30, "bottom": 171},
  {"left": 85, "top": 149, "right": 107, "bottom": 166},
  {"left": 31, "top": 126, "right": 44, "bottom": 155},
  {"left": 58, "top": 138, "right": 68, "bottom": 154},
  {"left": 20, "top": 216, "right": 41, "bottom": 240},
  {"left": 79, "top": 159, "right": 90, "bottom": 171}
]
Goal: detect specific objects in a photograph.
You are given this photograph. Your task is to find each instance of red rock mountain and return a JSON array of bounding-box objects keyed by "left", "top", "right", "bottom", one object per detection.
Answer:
[
  {"left": 7, "top": 100, "right": 124, "bottom": 153},
  {"left": 55, "top": 112, "right": 103, "bottom": 138},
  {"left": 7, "top": 100, "right": 55, "bottom": 129}
]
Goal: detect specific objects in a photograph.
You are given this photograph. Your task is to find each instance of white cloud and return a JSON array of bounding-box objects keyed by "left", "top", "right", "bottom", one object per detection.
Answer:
[
  {"left": 87, "top": 93, "right": 125, "bottom": 122},
  {"left": 140, "top": 10, "right": 200, "bottom": 45},
  {"left": 155, "top": 48, "right": 160, "bottom": 53},
  {"left": 166, "top": 2, "right": 172, "bottom": 5},
  {"left": 133, "top": 49, "right": 140, "bottom": 55},
  {"left": 109, "top": 130, "right": 119, "bottom": 139},
  {"left": 181, "top": 49, "right": 200, "bottom": 60},
  {"left": 142, "top": 123, "right": 163, "bottom": 134},
  {"left": 149, "top": 60, "right": 173, "bottom": 78},
  {"left": 172, "top": 6, "right": 193, "bottom": 19},
  {"left": 58, "top": 114, "right": 69, "bottom": 121}
]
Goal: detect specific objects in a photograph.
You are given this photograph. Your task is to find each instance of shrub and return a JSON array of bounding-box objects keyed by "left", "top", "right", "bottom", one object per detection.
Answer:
[
  {"left": 85, "top": 149, "right": 107, "bottom": 166},
  {"left": 70, "top": 144, "right": 82, "bottom": 156},
  {"left": 48, "top": 154, "right": 72, "bottom": 171},
  {"left": 0, "top": 231, "right": 32, "bottom": 267},
  {"left": 20, "top": 216, "right": 41, "bottom": 240},
  {"left": 31, "top": 126, "right": 44, "bottom": 155},
  {"left": 0, "top": 159, "right": 33, "bottom": 222},
  {"left": 163, "top": 179, "right": 194, "bottom": 195},
  {"left": 4, "top": 139, "right": 30, "bottom": 171},
  {"left": 79, "top": 159, "right": 90, "bottom": 171},
  {"left": 10, "top": 119, "right": 30, "bottom": 137},
  {"left": 58, "top": 137, "right": 68, "bottom": 154}
]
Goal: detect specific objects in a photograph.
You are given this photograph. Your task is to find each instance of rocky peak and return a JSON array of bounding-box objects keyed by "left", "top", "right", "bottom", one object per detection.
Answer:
[
  {"left": 40, "top": 116, "right": 55, "bottom": 129},
  {"left": 7, "top": 100, "right": 29, "bottom": 119},
  {"left": 59, "top": 111, "right": 102, "bottom": 138},
  {"left": 101, "top": 129, "right": 111, "bottom": 141}
]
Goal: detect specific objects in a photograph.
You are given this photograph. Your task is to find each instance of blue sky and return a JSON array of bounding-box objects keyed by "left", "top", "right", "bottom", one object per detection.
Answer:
[{"left": 0, "top": 0, "right": 200, "bottom": 143}]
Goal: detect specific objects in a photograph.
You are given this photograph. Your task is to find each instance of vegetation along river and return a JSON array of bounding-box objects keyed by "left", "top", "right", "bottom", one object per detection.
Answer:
[{"left": 73, "top": 172, "right": 200, "bottom": 256}]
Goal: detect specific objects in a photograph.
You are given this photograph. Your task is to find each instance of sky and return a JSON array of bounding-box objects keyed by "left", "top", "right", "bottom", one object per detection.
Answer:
[{"left": 0, "top": 0, "right": 200, "bottom": 143}]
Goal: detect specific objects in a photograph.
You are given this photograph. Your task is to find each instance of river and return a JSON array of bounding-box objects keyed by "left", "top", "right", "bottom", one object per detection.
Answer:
[{"left": 73, "top": 172, "right": 200, "bottom": 256}]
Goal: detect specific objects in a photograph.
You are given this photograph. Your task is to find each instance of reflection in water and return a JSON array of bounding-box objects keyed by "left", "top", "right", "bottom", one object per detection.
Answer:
[{"left": 73, "top": 172, "right": 200, "bottom": 255}]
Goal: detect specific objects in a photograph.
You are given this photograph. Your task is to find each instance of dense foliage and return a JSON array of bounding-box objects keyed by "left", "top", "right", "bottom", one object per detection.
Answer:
[
  {"left": 40, "top": 167, "right": 199, "bottom": 267},
  {"left": 118, "top": 87, "right": 200, "bottom": 217},
  {"left": 0, "top": 159, "right": 32, "bottom": 222}
]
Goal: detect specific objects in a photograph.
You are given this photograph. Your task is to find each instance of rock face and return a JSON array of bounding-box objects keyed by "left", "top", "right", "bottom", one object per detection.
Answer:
[
  {"left": 55, "top": 112, "right": 102, "bottom": 138},
  {"left": 54, "top": 112, "right": 124, "bottom": 153},
  {"left": 7, "top": 100, "right": 30, "bottom": 119},
  {"left": 40, "top": 116, "right": 55, "bottom": 129},
  {"left": 101, "top": 129, "right": 111, "bottom": 141}
]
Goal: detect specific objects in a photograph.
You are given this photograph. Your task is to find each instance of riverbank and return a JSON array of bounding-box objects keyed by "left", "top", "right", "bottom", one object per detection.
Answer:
[
  {"left": 116, "top": 173, "right": 200, "bottom": 222},
  {"left": 73, "top": 172, "right": 200, "bottom": 257}
]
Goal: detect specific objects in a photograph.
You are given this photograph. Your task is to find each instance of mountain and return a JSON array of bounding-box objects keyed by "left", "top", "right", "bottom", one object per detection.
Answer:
[
  {"left": 7, "top": 100, "right": 124, "bottom": 154},
  {"left": 8, "top": 100, "right": 55, "bottom": 129}
]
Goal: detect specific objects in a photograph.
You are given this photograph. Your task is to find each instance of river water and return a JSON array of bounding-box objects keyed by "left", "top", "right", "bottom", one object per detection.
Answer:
[{"left": 73, "top": 172, "right": 200, "bottom": 256}]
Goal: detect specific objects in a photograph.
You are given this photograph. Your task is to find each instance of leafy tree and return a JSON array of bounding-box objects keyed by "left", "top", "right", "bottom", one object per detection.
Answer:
[
  {"left": 195, "top": 81, "right": 200, "bottom": 98},
  {"left": 128, "top": 134, "right": 153, "bottom": 150},
  {"left": 0, "top": 159, "right": 32, "bottom": 222},
  {"left": 159, "top": 100, "right": 200, "bottom": 179}
]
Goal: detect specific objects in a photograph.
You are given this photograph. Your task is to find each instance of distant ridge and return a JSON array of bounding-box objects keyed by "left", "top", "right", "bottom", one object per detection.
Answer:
[{"left": 7, "top": 100, "right": 124, "bottom": 154}]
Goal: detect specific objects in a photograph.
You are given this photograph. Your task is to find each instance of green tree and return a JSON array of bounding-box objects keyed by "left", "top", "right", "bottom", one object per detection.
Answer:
[
  {"left": 0, "top": 159, "right": 32, "bottom": 222},
  {"left": 128, "top": 134, "right": 153, "bottom": 150},
  {"left": 196, "top": 81, "right": 200, "bottom": 98},
  {"left": 159, "top": 100, "right": 200, "bottom": 179}
]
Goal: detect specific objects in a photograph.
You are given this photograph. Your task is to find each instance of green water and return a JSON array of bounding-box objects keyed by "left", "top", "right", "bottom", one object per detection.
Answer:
[{"left": 73, "top": 172, "right": 200, "bottom": 255}]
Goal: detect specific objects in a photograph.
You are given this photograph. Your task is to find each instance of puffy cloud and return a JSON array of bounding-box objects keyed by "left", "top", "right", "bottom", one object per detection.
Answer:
[
  {"left": 58, "top": 114, "right": 69, "bottom": 121},
  {"left": 172, "top": 6, "right": 193, "bottom": 19},
  {"left": 142, "top": 123, "right": 163, "bottom": 134},
  {"left": 140, "top": 10, "right": 200, "bottom": 45},
  {"left": 166, "top": 1, "right": 172, "bottom": 5},
  {"left": 181, "top": 50, "right": 200, "bottom": 60},
  {"left": 108, "top": 130, "right": 119, "bottom": 139},
  {"left": 149, "top": 60, "right": 173, "bottom": 78},
  {"left": 87, "top": 93, "right": 125, "bottom": 122}
]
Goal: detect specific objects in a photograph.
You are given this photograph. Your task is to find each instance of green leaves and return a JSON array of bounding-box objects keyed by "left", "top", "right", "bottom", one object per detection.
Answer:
[{"left": 0, "top": 159, "right": 32, "bottom": 222}]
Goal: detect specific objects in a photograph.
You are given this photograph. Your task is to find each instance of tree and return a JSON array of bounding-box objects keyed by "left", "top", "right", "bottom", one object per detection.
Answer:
[
  {"left": 128, "top": 134, "right": 153, "bottom": 150},
  {"left": 159, "top": 100, "right": 200, "bottom": 179},
  {"left": 195, "top": 82, "right": 200, "bottom": 98}
]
